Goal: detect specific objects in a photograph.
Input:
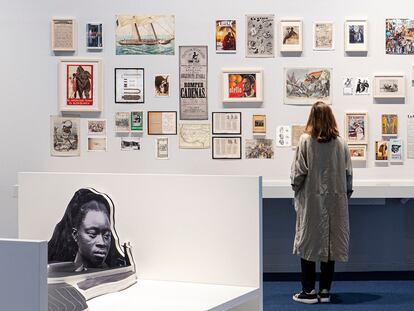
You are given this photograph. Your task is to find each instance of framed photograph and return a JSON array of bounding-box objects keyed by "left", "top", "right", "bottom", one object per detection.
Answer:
[
  {"left": 87, "top": 119, "right": 106, "bottom": 136},
  {"left": 216, "top": 19, "right": 237, "bottom": 53},
  {"left": 51, "top": 18, "right": 76, "bottom": 51},
  {"left": 373, "top": 75, "right": 405, "bottom": 99},
  {"left": 344, "top": 112, "right": 368, "bottom": 145},
  {"left": 212, "top": 137, "right": 242, "bottom": 159},
  {"left": 222, "top": 68, "right": 263, "bottom": 103},
  {"left": 381, "top": 114, "right": 398, "bottom": 136},
  {"left": 349, "top": 145, "right": 367, "bottom": 161},
  {"left": 154, "top": 74, "right": 170, "bottom": 97},
  {"left": 87, "top": 23, "right": 103, "bottom": 50},
  {"left": 280, "top": 19, "right": 303, "bottom": 52},
  {"left": 344, "top": 19, "right": 368, "bottom": 52},
  {"left": 246, "top": 14, "right": 275, "bottom": 57},
  {"left": 386, "top": 19, "right": 414, "bottom": 55},
  {"left": 50, "top": 116, "right": 80, "bottom": 157},
  {"left": 390, "top": 138, "right": 403, "bottom": 162},
  {"left": 59, "top": 58, "right": 103, "bottom": 112},
  {"left": 179, "top": 124, "right": 211, "bottom": 149},
  {"left": 115, "top": 112, "right": 130, "bottom": 133},
  {"left": 276, "top": 125, "right": 292, "bottom": 147},
  {"left": 354, "top": 77, "right": 370, "bottom": 95},
  {"left": 313, "top": 21, "right": 334, "bottom": 50},
  {"left": 88, "top": 137, "right": 107, "bottom": 152},
  {"left": 115, "top": 68, "right": 144, "bottom": 104},
  {"left": 284, "top": 68, "right": 332, "bottom": 105},
  {"left": 245, "top": 139, "right": 274, "bottom": 159},
  {"left": 252, "top": 115, "right": 266, "bottom": 134},
  {"left": 131, "top": 111, "right": 143, "bottom": 131},
  {"left": 156, "top": 137, "right": 169, "bottom": 159},
  {"left": 375, "top": 140, "right": 389, "bottom": 161},
  {"left": 147, "top": 111, "right": 177, "bottom": 135},
  {"left": 121, "top": 137, "right": 141, "bottom": 151},
  {"left": 115, "top": 15, "right": 175, "bottom": 55},
  {"left": 212, "top": 112, "right": 241, "bottom": 135},
  {"left": 292, "top": 125, "right": 306, "bottom": 147}
]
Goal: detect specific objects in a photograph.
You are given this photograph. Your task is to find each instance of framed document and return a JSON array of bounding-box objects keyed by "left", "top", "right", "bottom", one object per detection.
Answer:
[
  {"left": 147, "top": 111, "right": 177, "bottom": 135},
  {"left": 212, "top": 137, "right": 242, "bottom": 159},
  {"left": 212, "top": 112, "right": 241, "bottom": 135},
  {"left": 280, "top": 19, "right": 303, "bottom": 52},
  {"left": 345, "top": 19, "right": 368, "bottom": 52},
  {"left": 115, "top": 68, "right": 145, "bottom": 104},
  {"left": 59, "top": 58, "right": 103, "bottom": 112},
  {"left": 51, "top": 18, "right": 76, "bottom": 51},
  {"left": 373, "top": 74, "right": 405, "bottom": 99}
]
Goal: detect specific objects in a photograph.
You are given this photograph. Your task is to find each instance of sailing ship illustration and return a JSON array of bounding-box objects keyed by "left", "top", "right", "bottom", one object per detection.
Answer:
[{"left": 116, "top": 16, "right": 175, "bottom": 46}]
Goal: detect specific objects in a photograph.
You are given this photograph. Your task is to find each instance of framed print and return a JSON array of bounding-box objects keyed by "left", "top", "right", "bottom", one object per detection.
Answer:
[
  {"left": 389, "top": 138, "right": 403, "bottom": 162},
  {"left": 179, "top": 46, "right": 208, "bottom": 120},
  {"left": 252, "top": 115, "right": 266, "bottom": 134},
  {"left": 373, "top": 75, "right": 405, "bottom": 99},
  {"left": 50, "top": 116, "right": 80, "bottom": 157},
  {"left": 156, "top": 137, "right": 169, "bottom": 159},
  {"left": 131, "top": 111, "right": 144, "bottom": 131},
  {"left": 154, "top": 74, "right": 170, "bottom": 97},
  {"left": 345, "top": 112, "right": 368, "bottom": 145},
  {"left": 276, "top": 125, "right": 292, "bottom": 147},
  {"left": 292, "top": 125, "right": 306, "bottom": 147},
  {"left": 280, "top": 19, "right": 302, "bottom": 52},
  {"left": 88, "top": 137, "right": 107, "bottom": 152},
  {"left": 121, "top": 137, "right": 141, "bottom": 151},
  {"left": 381, "top": 114, "right": 398, "bottom": 136},
  {"left": 212, "top": 112, "right": 241, "bottom": 135},
  {"left": 386, "top": 19, "right": 414, "bottom": 55},
  {"left": 246, "top": 14, "right": 275, "bottom": 57},
  {"left": 313, "top": 21, "right": 334, "bottom": 50},
  {"left": 354, "top": 77, "right": 370, "bottom": 95},
  {"left": 115, "top": 112, "right": 130, "bottom": 132},
  {"left": 375, "top": 140, "right": 389, "bottom": 161},
  {"left": 179, "top": 123, "right": 211, "bottom": 149},
  {"left": 51, "top": 18, "right": 76, "bottom": 51},
  {"left": 343, "top": 77, "right": 354, "bottom": 95},
  {"left": 87, "top": 119, "right": 106, "bottom": 136},
  {"left": 349, "top": 145, "right": 367, "bottom": 161},
  {"left": 344, "top": 19, "right": 368, "bottom": 52},
  {"left": 212, "top": 137, "right": 242, "bottom": 159},
  {"left": 147, "top": 111, "right": 177, "bottom": 135},
  {"left": 115, "top": 68, "right": 144, "bottom": 104},
  {"left": 245, "top": 139, "right": 274, "bottom": 159},
  {"left": 59, "top": 58, "right": 103, "bottom": 112},
  {"left": 216, "top": 20, "right": 236, "bottom": 53},
  {"left": 284, "top": 68, "right": 332, "bottom": 105},
  {"left": 115, "top": 15, "right": 175, "bottom": 55},
  {"left": 87, "top": 23, "right": 103, "bottom": 50},
  {"left": 222, "top": 68, "right": 263, "bottom": 103}
]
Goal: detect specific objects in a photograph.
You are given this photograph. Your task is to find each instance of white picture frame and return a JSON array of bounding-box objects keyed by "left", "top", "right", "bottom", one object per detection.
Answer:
[
  {"left": 280, "top": 19, "right": 303, "bottom": 52},
  {"left": 344, "top": 19, "right": 368, "bottom": 52},
  {"left": 344, "top": 112, "right": 368, "bottom": 145},
  {"left": 373, "top": 74, "right": 405, "bottom": 99},
  {"left": 313, "top": 21, "right": 334, "bottom": 51},
  {"left": 349, "top": 145, "right": 367, "bottom": 161},
  {"left": 51, "top": 18, "right": 77, "bottom": 52},
  {"left": 222, "top": 68, "right": 263, "bottom": 103}
]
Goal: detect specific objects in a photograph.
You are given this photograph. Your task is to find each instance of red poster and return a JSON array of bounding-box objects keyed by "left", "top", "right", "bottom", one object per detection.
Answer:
[
  {"left": 228, "top": 74, "right": 256, "bottom": 98},
  {"left": 66, "top": 64, "right": 94, "bottom": 105}
]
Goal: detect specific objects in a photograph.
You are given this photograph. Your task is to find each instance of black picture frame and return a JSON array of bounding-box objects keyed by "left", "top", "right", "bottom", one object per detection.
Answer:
[
  {"left": 147, "top": 111, "right": 177, "bottom": 135},
  {"left": 114, "top": 68, "right": 145, "bottom": 104},
  {"left": 212, "top": 136, "right": 242, "bottom": 159},
  {"left": 212, "top": 112, "right": 242, "bottom": 135}
]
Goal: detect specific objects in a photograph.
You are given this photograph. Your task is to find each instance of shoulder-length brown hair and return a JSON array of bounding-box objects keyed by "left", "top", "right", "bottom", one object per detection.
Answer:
[{"left": 305, "top": 101, "right": 339, "bottom": 143}]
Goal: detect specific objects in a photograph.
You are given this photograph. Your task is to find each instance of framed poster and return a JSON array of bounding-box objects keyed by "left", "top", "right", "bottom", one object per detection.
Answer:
[
  {"left": 179, "top": 46, "right": 208, "bottom": 120},
  {"left": 179, "top": 124, "right": 211, "bottom": 149},
  {"left": 373, "top": 75, "right": 405, "bottom": 99},
  {"left": 344, "top": 19, "right": 368, "bottom": 52},
  {"left": 51, "top": 18, "right": 76, "bottom": 51},
  {"left": 154, "top": 74, "right": 170, "bottom": 97},
  {"left": 59, "top": 58, "right": 103, "bottom": 112},
  {"left": 280, "top": 19, "right": 303, "bottom": 52},
  {"left": 87, "top": 23, "right": 103, "bottom": 50},
  {"left": 284, "top": 68, "right": 332, "bottom": 105},
  {"left": 386, "top": 19, "right": 414, "bottom": 55},
  {"left": 349, "top": 145, "right": 367, "bottom": 161},
  {"left": 212, "top": 137, "right": 242, "bottom": 159},
  {"left": 389, "top": 138, "right": 403, "bottom": 162},
  {"left": 147, "top": 111, "right": 177, "bottom": 135},
  {"left": 344, "top": 112, "right": 368, "bottom": 145},
  {"left": 252, "top": 115, "right": 266, "bottom": 134},
  {"left": 276, "top": 125, "right": 292, "bottom": 147},
  {"left": 50, "top": 116, "right": 80, "bottom": 157},
  {"left": 245, "top": 139, "right": 274, "bottom": 159},
  {"left": 246, "top": 14, "right": 274, "bottom": 57},
  {"left": 381, "top": 114, "right": 398, "bottom": 136},
  {"left": 216, "top": 19, "right": 237, "bottom": 53},
  {"left": 313, "top": 21, "right": 334, "bottom": 50},
  {"left": 375, "top": 140, "right": 389, "bottom": 161},
  {"left": 131, "top": 111, "right": 143, "bottom": 131},
  {"left": 115, "top": 15, "right": 175, "bottom": 55},
  {"left": 156, "top": 137, "right": 169, "bottom": 159},
  {"left": 222, "top": 68, "right": 263, "bottom": 103},
  {"left": 115, "top": 68, "right": 144, "bottom": 104},
  {"left": 212, "top": 112, "right": 241, "bottom": 135},
  {"left": 115, "top": 112, "right": 130, "bottom": 133}
]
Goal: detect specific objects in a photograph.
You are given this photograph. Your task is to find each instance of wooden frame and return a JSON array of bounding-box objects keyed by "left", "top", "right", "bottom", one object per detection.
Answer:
[
  {"left": 344, "top": 19, "right": 368, "bottom": 52},
  {"left": 58, "top": 58, "right": 103, "bottom": 112},
  {"left": 51, "top": 18, "right": 76, "bottom": 51},
  {"left": 280, "top": 19, "right": 303, "bottom": 52},
  {"left": 212, "top": 112, "right": 242, "bottom": 135},
  {"left": 222, "top": 68, "right": 263, "bottom": 103},
  {"left": 373, "top": 74, "right": 405, "bottom": 99},
  {"left": 212, "top": 137, "right": 242, "bottom": 159},
  {"left": 344, "top": 112, "right": 368, "bottom": 145},
  {"left": 115, "top": 68, "right": 145, "bottom": 104},
  {"left": 147, "top": 111, "right": 177, "bottom": 135}
]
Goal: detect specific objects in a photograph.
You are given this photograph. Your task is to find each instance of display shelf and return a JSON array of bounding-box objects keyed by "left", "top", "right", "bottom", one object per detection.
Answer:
[{"left": 263, "top": 179, "right": 414, "bottom": 198}]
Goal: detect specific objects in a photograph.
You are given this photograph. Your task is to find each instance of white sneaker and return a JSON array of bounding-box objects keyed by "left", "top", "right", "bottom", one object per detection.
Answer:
[{"left": 292, "top": 289, "right": 318, "bottom": 304}]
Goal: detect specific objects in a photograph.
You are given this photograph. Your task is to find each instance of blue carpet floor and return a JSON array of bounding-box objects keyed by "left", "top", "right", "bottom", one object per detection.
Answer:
[{"left": 264, "top": 281, "right": 414, "bottom": 311}]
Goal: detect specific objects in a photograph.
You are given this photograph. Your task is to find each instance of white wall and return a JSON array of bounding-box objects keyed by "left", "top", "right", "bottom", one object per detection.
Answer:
[{"left": 2, "top": 0, "right": 414, "bottom": 237}]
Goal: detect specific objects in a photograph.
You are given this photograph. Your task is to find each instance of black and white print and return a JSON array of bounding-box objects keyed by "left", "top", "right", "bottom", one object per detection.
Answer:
[{"left": 246, "top": 14, "right": 274, "bottom": 57}]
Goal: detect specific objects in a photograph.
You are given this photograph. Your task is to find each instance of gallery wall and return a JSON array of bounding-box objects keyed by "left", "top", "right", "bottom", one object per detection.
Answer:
[{"left": 1, "top": 0, "right": 414, "bottom": 237}]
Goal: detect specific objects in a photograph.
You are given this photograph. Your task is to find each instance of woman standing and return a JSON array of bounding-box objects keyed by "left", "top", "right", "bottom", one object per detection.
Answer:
[{"left": 291, "top": 101, "right": 353, "bottom": 304}]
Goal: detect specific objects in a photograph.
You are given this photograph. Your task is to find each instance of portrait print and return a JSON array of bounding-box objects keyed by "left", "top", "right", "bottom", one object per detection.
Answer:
[
  {"left": 348, "top": 25, "right": 364, "bottom": 44},
  {"left": 283, "top": 26, "right": 299, "bottom": 45},
  {"left": 375, "top": 141, "right": 389, "bottom": 161},
  {"left": 344, "top": 20, "right": 368, "bottom": 52},
  {"left": 280, "top": 20, "right": 302, "bottom": 52},
  {"left": 154, "top": 74, "right": 170, "bottom": 97},
  {"left": 228, "top": 73, "right": 257, "bottom": 98}
]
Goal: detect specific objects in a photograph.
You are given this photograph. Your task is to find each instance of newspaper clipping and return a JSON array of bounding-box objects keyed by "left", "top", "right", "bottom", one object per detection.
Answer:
[
  {"left": 179, "top": 46, "right": 208, "bottom": 120},
  {"left": 213, "top": 137, "right": 241, "bottom": 159},
  {"left": 52, "top": 19, "right": 75, "bottom": 51},
  {"left": 212, "top": 112, "right": 241, "bottom": 134},
  {"left": 156, "top": 137, "right": 169, "bottom": 159}
]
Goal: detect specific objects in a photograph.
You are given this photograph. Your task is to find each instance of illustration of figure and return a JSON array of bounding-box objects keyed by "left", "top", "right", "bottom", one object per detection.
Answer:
[
  {"left": 54, "top": 120, "right": 78, "bottom": 152},
  {"left": 241, "top": 75, "right": 256, "bottom": 97},
  {"left": 155, "top": 75, "right": 169, "bottom": 96},
  {"left": 354, "top": 122, "right": 364, "bottom": 140},
  {"left": 70, "top": 73, "right": 77, "bottom": 98},
  {"left": 283, "top": 27, "right": 298, "bottom": 44},
  {"left": 75, "top": 66, "right": 92, "bottom": 99},
  {"left": 222, "top": 31, "right": 236, "bottom": 50}
]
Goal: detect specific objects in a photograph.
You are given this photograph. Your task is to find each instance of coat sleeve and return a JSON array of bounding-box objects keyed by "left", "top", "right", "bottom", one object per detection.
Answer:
[
  {"left": 290, "top": 135, "right": 308, "bottom": 192},
  {"left": 344, "top": 141, "right": 353, "bottom": 198}
]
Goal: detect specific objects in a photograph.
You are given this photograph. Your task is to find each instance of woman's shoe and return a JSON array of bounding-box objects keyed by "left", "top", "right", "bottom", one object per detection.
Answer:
[
  {"left": 318, "top": 289, "right": 331, "bottom": 303},
  {"left": 292, "top": 289, "right": 318, "bottom": 304}
]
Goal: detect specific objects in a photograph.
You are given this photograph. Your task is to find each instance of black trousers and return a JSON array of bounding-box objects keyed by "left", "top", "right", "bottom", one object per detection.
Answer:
[{"left": 301, "top": 258, "right": 335, "bottom": 293}]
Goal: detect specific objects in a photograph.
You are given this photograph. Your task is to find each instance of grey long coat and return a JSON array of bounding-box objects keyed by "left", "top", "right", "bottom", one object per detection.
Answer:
[{"left": 290, "top": 134, "right": 353, "bottom": 262}]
